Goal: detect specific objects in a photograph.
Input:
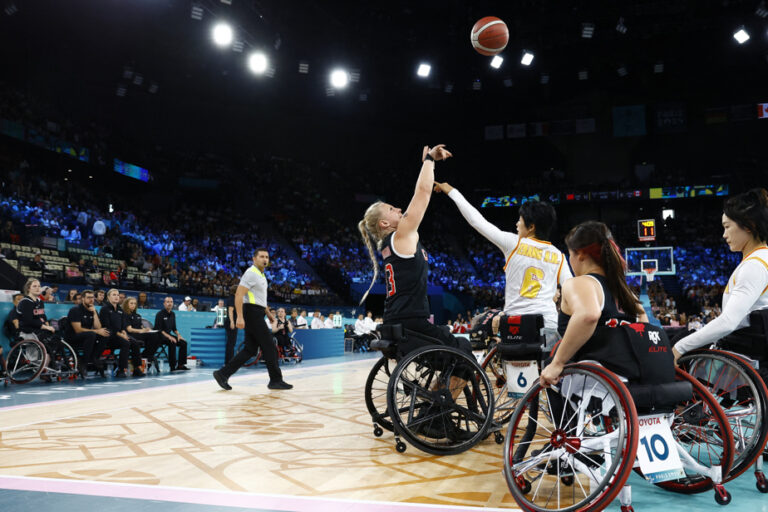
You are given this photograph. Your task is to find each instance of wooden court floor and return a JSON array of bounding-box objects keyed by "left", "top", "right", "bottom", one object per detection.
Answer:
[{"left": 0, "top": 357, "right": 518, "bottom": 510}]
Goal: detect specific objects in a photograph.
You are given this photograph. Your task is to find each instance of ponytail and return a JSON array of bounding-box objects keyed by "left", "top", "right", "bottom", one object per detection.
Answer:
[
  {"left": 358, "top": 201, "right": 386, "bottom": 306},
  {"left": 566, "top": 221, "right": 643, "bottom": 316}
]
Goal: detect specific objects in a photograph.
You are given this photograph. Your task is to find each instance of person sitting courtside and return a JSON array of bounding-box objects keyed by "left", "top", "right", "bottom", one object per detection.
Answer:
[{"left": 154, "top": 296, "right": 190, "bottom": 371}]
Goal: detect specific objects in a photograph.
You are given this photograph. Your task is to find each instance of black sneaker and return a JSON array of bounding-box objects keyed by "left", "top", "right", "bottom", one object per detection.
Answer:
[
  {"left": 115, "top": 369, "right": 127, "bottom": 379},
  {"left": 176, "top": 365, "right": 191, "bottom": 371},
  {"left": 213, "top": 370, "right": 232, "bottom": 390},
  {"left": 132, "top": 369, "right": 146, "bottom": 377},
  {"left": 267, "top": 381, "right": 293, "bottom": 390}
]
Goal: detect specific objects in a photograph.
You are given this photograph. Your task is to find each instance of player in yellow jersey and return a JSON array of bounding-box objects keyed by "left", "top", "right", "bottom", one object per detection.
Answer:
[{"left": 434, "top": 182, "right": 572, "bottom": 347}]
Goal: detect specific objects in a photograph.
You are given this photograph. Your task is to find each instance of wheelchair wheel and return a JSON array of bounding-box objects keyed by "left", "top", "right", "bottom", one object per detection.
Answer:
[
  {"left": 48, "top": 339, "right": 79, "bottom": 379},
  {"left": 365, "top": 356, "right": 394, "bottom": 432},
  {"left": 503, "top": 362, "right": 639, "bottom": 512},
  {"left": 678, "top": 350, "right": 768, "bottom": 483},
  {"left": 6, "top": 339, "right": 48, "bottom": 384},
  {"left": 481, "top": 343, "right": 519, "bottom": 426},
  {"left": 648, "top": 368, "right": 735, "bottom": 494},
  {"left": 387, "top": 345, "right": 494, "bottom": 455},
  {"left": 237, "top": 340, "right": 262, "bottom": 367}
]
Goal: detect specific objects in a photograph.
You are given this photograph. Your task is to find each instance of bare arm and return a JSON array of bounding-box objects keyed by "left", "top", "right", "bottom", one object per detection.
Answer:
[
  {"left": 540, "top": 277, "right": 603, "bottom": 386},
  {"left": 393, "top": 145, "right": 452, "bottom": 255}
]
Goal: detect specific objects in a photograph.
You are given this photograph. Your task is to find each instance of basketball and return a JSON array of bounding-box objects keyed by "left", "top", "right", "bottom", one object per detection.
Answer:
[{"left": 471, "top": 16, "right": 509, "bottom": 56}]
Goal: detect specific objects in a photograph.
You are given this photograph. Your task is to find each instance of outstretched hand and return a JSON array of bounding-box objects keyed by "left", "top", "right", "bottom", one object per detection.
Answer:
[
  {"left": 422, "top": 144, "right": 453, "bottom": 162},
  {"left": 433, "top": 182, "right": 454, "bottom": 195}
]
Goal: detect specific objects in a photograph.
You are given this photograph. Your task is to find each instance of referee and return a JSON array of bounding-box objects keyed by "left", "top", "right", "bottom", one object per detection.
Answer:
[{"left": 213, "top": 248, "right": 293, "bottom": 391}]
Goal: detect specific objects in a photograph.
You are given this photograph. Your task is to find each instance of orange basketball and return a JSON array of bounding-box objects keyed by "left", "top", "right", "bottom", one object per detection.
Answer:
[{"left": 471, "top": 16, "right": 509, "bottom": 56}]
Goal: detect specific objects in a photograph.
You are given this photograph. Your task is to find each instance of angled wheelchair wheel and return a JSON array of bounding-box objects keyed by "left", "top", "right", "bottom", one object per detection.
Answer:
[
  {"left": 238, "top": 340, "right": 262, "bottom": 367},
  {"left": 6, "top": 339, "right": 48, "bottom": 384},
  {"left": 503, "top": 362, "right": 639, "bottom": 512},
  {"left": 647, "top": 368, "right": 735, "bottom": 494},
  {"left": 365, "top": 356, "right": 394, "bottom": 432},
  {"left": 48, "top": 339, "right": 79, "bottom": 380},
  {"left": 387, "top": 345, "right": 494, "bottom": 455},
  {"left": 679, "top": 349, "right": 768, "bottom": 483},
  {"left": 481, "top": 343, "right": 521, "bottom": 426}
]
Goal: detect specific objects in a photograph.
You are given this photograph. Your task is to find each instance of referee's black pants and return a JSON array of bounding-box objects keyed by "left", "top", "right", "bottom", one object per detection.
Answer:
[
  {"left": 224, "top": 324, "right": 238, "bottom": 364},
  {"left": 219, "top": 305, "right": 282, "bottom": 383}
]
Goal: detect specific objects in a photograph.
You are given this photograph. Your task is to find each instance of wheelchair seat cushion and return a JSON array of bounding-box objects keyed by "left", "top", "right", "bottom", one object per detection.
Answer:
[{"left": 628, "top": 381, "right": 693, "bottom": 413}]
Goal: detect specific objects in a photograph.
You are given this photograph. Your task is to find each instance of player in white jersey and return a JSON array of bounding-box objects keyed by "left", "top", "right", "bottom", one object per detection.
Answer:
[
  {"left": 674, "top": 188, "right": 768, "bottom": 360},
  {"left": 434, "top": 182, "right": 572, "bottom": 345}
]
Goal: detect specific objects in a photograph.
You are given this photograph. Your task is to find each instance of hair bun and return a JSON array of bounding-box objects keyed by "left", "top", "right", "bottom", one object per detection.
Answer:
[{"left": 752, "top": 188, "right": 768, "bottom": 208}]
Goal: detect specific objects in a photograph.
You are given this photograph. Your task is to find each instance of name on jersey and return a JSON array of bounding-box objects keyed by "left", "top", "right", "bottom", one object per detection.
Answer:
[{"left": 517, "top": 242, "right": 561, "bottom": 264}]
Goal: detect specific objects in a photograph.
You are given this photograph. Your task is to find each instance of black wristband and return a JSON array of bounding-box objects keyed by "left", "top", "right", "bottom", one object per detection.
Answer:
[{"left": 424, "top": 153, "right": 435, "bottom": 162}]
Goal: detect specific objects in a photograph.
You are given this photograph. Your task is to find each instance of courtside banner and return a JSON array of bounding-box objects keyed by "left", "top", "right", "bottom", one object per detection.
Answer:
[{"left": 758, "top": 103, "right": 768, "bottom": 119}]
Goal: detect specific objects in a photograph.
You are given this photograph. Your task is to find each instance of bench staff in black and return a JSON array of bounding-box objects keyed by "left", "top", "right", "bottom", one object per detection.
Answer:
[{"left": 213, "top": 248, "right": 293, "bottom": 391}]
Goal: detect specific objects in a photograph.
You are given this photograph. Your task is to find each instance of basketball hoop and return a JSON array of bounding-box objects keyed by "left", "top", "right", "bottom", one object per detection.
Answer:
[{"left": 643, "top": 268, "right": 657, "bottom": 282}]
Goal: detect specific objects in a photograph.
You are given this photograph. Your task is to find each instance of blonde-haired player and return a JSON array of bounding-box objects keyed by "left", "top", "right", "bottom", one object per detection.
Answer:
[{"left": 434, "top": 183, "right": 571, "bottom": 346}]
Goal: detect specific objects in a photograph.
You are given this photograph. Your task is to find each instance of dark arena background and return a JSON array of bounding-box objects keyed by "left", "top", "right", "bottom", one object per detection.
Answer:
[{"left": 0, "top": 1, "right": 767, "bottom": 511}]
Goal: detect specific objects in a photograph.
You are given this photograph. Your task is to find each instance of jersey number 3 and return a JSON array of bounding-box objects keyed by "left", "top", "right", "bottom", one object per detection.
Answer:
[
  {"left": 520, "top": 266, "right": 544, "bottom": 299},
  {"left": 385, "top": 263, "right": 396, "bottom": 297}
]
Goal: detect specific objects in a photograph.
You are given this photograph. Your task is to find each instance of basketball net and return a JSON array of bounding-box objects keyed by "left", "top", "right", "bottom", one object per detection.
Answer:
[{"left": 643, "top": 268, "right": 657, "bottom": 282}]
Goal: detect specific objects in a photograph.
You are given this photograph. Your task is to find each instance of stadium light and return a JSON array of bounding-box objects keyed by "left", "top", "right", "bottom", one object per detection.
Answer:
[
  {"left": 248, "top": 52, "right": 268, "bottom": 74},
  {"left": 490, "top": 56, "right": 503, "bottom": 69},
  {"left": 734, "top": 28, "right": 750, "bottom": 44},
  {"left": 617, "top": 65, "right": 628, "bottom": 77},
  {"left": 581, "top": 23, "right": 595, "bottom": 38},
  {"left": 330, "top": 69, "right": 349, "bottom": 88},
  {"left": 540, "top": 73, "right": 549, "bottom": 84},
  {"left": 212, "top": 23, "right": 233, "bottom": 47},
  {"left": 521, "top": 51, "right": 534, "bottom": 66},
  {"left": 578, "top": 69, "right": 588, "bottom": 80},
  {"left": 417, "top": 63, "right": 431, "bottom": 77}
]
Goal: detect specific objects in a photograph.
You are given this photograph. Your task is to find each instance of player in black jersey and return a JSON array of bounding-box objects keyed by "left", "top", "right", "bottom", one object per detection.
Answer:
[
  {"left": 357, "top": 144, "right": 473, "bottom": 363},
  {"left": 540, "top": 221, "right": 648, "bottom": 388}
]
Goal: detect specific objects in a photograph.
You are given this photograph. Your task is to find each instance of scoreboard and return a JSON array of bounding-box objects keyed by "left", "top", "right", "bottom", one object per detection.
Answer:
[{"left": 637, "top": 219, "right": 656, "bottom": 242}]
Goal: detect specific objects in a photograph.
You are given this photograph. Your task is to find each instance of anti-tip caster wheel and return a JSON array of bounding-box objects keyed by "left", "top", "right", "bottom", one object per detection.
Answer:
[
  {"left": 395, "top": 440, "right": 407, "bottom": 453},
  {"left": 494, "top": 432, "right": 504, "bottom": 444},
  {"left": 373, "top": 425, "right": 383, "bottom": 437}
]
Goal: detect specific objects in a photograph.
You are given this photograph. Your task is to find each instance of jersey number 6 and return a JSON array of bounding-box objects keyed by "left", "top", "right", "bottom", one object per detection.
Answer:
[
  {"left": 520, "top": 266, "right": 544, "bottom": 299},
  {"left": 384, "top": 263, "right": 396, "bottom": 297}
]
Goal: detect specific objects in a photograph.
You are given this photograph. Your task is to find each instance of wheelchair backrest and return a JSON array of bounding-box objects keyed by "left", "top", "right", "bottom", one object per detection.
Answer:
[
  {"left": 498, "top": 314, "right": 545, "bottom": 344},
  {"left": 576, "top": 322, "right": 675, "bottom": 386},
  {"left": 719, "top": 308, "right": 768, "bottom": 360}
]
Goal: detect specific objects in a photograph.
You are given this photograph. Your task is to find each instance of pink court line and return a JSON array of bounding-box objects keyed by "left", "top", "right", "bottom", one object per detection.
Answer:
[
  {"left": 0, "top": 476, "right": 514, "bottom": 512},
  {"left": 0, "top": 357, "right": 372, "bottom": 412}
]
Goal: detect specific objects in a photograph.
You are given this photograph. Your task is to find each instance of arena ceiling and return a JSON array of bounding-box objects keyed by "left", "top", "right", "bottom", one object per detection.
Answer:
[{"left": 1, "top": 0, "right": 767, "bottom": 160}]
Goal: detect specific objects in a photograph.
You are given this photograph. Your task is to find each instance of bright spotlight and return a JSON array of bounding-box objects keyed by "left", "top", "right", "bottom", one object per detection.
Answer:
[
  {"left": 212, "top": 23, "right": 233, "bottom": 47},
  {"left": 417, "top": 63, "right": 431, "bottom": 77},
  {"left": 330, "top": 69, "right": 349, "bottom": 88},
  {"left": 248, "top": 52, "right": 268, "bottom": 74},
  {"left": 521, "top": 51, "right": 534, "bottom": 66},
  {"left": 490, "top": 56, "right": 503, "bottom": 69},
  {"left": 734, "top": 28, "right": 750, "bottom": 44}
]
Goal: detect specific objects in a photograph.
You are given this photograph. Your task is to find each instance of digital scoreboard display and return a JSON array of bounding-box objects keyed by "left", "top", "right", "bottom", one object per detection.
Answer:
[{"left": 638, "top": 219, "right": 656, "bottom": 242}]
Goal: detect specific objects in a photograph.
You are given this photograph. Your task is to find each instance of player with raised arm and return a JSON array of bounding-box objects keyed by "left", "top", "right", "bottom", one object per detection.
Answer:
[{"left": 434, "top": 183, "right": 571, "bottom": 346}]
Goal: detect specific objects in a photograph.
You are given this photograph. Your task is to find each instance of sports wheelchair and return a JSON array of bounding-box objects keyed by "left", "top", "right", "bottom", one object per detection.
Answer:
[
  {"left": 364, "top": 323, "right": 498, "bottom": 455},
  {"left": 677, "top": 309, "right": 768, "bottom": 493},
  {"left": 5, "top": 327, "right": 78, "bottom": 384},
  {"left": 502, "top": 320, "right": 736, "bottom": 512}
]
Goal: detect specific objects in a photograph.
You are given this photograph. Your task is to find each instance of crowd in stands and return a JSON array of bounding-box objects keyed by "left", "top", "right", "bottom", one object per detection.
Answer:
[{"left": 0, "top": 82, "right": 755, "bottom": 324}]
